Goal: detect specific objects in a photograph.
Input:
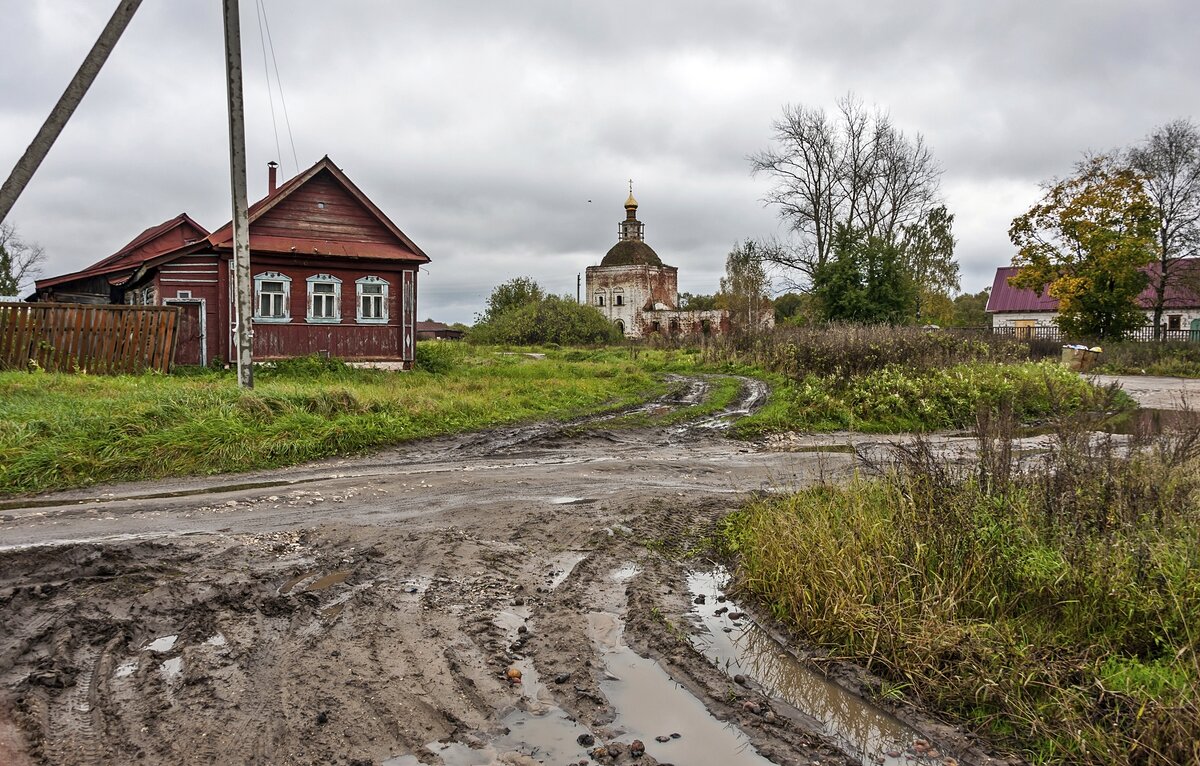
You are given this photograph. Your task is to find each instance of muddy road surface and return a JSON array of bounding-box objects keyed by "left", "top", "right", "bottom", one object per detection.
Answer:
[{"left": 1, "top": 376, "right": 1009, "bottom": 766}]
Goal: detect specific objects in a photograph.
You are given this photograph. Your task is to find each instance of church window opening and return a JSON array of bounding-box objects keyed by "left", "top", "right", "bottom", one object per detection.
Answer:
[
  {"left": 613, "top": 288, "right": 624, "bottom": 306},
  {"left": 595, "top": 293, "right": 605, "bottom": 306},
  {"left": 614, "top": 319, "right": 625, "bottom": 334},
  {"left": 669, "top": 318, "right": 680, "bottom": 334}
]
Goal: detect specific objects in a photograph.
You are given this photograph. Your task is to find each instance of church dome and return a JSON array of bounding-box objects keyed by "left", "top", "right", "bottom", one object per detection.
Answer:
[{"left": 601, "top": 239, "right": 662, "bottom": 267}]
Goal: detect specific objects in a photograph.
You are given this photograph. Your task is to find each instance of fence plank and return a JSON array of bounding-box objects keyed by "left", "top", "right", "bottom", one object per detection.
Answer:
[{"left": 0, "top": 304, "right": 180, "bottom": 374}]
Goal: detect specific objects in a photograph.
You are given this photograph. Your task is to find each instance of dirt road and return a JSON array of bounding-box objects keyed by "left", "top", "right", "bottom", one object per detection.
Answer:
[{"left": 0, "top": 376, "right": 1022, "bottom": 766}]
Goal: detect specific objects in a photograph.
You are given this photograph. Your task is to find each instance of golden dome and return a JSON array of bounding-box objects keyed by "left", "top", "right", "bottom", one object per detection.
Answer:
[{"left": 624, "top": 192, "right": 638, "bottom": 209}]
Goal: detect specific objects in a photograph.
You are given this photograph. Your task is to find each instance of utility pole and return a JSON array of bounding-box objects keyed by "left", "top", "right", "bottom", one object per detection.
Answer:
[
  {"left": 222, "top": 0, "right": 254, "bottom": 388},
  {"left": 577, "top": 273, "right": 581, "bottom": 304},
  {"left": 0, "top": 0, "right": 144, "bottom": 224}
]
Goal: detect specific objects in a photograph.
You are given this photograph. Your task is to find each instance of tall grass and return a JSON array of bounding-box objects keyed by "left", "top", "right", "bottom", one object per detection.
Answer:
[
  {"left": 1094, "top": 341, "right": 1200, "bottom": 378},
  {"left": 0, "top": 347, "right": 661, "bottom": 495},
  {"left": 721, "top": 395, "right": 1200, "bottom": 764},
  {"left": 701, "top": 324, "right": 1031, "bottom": 380}
]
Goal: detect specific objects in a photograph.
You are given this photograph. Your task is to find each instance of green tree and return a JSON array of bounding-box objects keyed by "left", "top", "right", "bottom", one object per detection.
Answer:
[
  {"left": 900, "top": 205, "right": 959, "bottom": 291},
  {"left": 813, "top": 225, "right": 918, "bottom": 324},
  {"left": 719, "top": 239, "right": 771, "bottom": 331},
  {"left": 1009, "top": 156, "right": 1157, "bottom": 340},
  {"left": 470, "top": 294, "right": 621, "bottom": 345},
  {"left": 772, "top": 292, "right": 805, "bottom": 322},
  {"left": 477, "top": 276, "right": 543, "bottom": 324},
  {"left": 678, "top": 292, "right": 718, "bottom": 311},
  {"left": 950, "top": 288, "right": 991, "bottom": 327}
]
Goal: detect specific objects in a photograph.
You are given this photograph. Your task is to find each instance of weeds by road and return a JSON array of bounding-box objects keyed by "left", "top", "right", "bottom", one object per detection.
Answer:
[
  {"left": 1093, "top": 340, "right": 1200, "bottom": 377},
  {"left": 722, "top": 397, "right": 1200, "bottom": 765}
]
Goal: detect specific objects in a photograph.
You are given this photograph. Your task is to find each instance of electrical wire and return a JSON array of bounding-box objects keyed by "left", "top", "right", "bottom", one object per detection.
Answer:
[
  {"left": 254, "top": 0, "right": 283, "bottom": 168},
  {"left": 258, "top": 0, "right": 300, "bottom": 174}
]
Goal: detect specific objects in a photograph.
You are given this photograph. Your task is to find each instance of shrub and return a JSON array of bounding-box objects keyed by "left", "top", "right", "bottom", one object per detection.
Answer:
[
  {"left": 414, "top": 341, "right": 465, "bottom": 374},
  {"left": 703, "top": 324, "right": 1029, "bottom": 381},
  {"left": 1094, "top": 341, "right": 1200, "bottom": 377},
  {"left": 470, "top": 295, "right": 622, "bottom": 346}
]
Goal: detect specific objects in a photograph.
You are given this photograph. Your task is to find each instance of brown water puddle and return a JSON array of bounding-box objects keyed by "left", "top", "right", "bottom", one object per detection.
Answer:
[
  {"left": 689, "top": 569, "right": 952, "bottom": 766},
  {"left": 588, "top": 611, "right": 777, "bottom": 766},
  {"left": 279, "top": 570, "right": 350, "bottom": 595}
]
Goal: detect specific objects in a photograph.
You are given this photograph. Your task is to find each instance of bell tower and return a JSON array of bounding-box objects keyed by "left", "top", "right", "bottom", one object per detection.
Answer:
[{"left": 618, "top": 180, "right": 644, "bottom": 242}]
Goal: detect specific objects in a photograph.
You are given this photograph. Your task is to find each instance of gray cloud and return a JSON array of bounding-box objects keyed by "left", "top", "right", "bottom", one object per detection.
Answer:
[{"left": 2, "top": 1, "right": 1197, "bottom": 320}]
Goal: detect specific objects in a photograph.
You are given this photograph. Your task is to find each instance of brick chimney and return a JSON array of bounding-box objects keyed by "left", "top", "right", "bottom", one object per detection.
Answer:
[{"left": 267, "top": 161, "right": 278, "bottom": 194}]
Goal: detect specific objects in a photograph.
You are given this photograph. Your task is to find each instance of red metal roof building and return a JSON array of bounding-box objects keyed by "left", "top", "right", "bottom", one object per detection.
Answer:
[
  {"left": 986, "top": 261, "right": 1200, "bottom": 338},
  {"left": 32, "top": 157, "right": 430, "bottom": 368}
]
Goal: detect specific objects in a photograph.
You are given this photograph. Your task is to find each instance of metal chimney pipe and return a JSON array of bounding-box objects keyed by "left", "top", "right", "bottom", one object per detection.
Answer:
[{"left": 267, "top": 161, "right": 278, "bottom": 194}]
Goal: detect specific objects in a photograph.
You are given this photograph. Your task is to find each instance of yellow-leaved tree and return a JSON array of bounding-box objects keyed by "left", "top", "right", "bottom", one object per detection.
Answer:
[{"left": 1008, "top": 156, "right": 1157, "bottom": 340}]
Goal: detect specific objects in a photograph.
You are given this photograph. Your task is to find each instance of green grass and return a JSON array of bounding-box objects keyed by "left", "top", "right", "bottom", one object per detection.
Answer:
[
  {"left": 0, "top": 345, "right": 663, "bottom": 495},
  {"left": 1093, "top": 341, "right": 1200, "bottom": 378},
  {"left": 720, "top": 406, "right": 1200, "bottom": 765},
  {"left": 732, "top": 360, "right": 1129, "bottom": 437}
]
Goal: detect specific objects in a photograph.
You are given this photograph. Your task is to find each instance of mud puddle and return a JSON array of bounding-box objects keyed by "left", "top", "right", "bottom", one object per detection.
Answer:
[
  {"left": 689, "top": 569, "right": 951, "bottom": 766},
  {"left": 589, "top": 611, "right": 776, "bottom": 766},
  {"left": 684, "top": 377, "right": 772, "bottom": 432}
]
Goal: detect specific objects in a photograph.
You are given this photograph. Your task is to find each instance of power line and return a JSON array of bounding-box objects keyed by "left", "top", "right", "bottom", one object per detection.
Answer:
[
  {"left": 253, "top": 0, "right": 282, "bottom": 168},
  {"left": 258, "top": 0, "right": 299, "bottom": 174}
]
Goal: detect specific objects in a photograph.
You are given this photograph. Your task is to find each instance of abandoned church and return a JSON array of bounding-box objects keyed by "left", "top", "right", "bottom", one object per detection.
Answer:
[{"left": 585, "top": 190, "right": 730, "bottom": 339}]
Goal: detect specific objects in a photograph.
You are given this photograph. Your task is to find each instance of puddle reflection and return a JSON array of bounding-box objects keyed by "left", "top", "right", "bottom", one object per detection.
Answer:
[{"left": 690, "top": 569, "right": 950, "bottom": 766}]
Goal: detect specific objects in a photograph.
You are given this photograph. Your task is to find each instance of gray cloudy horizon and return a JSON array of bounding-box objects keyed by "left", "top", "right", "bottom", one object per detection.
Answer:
[{"left": 2, "top": 1, "right": 1196, "bottom": 323}]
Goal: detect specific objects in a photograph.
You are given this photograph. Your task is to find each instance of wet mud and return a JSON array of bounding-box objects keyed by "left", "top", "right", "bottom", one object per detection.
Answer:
[{"left": 0, "top": 374, "right": 1026, "bottom": 765}]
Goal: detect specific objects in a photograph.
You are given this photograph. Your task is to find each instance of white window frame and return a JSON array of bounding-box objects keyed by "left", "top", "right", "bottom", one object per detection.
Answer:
[
  {"left": 356, "top": 276, "right": 389, "bottom": 324},
  {"left": 613, "top": 288, "right": 624, "bottom": 307},
  {"left": 595, "top": 292, "right": 605, "bottom": 307},
  {"left": 254, "top": 271, "right": 292, "bottom": 322},
  {"left": 306, "top": 273, "right": 342, "bottom": 323}
]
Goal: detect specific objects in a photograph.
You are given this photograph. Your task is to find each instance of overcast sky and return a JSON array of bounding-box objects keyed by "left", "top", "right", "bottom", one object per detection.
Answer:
[{"left": 2, "top": 1, "right": 1196, "bottom": 322}]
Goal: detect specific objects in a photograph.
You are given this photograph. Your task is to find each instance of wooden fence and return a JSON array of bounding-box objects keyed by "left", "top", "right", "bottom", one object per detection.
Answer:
[{"left": 0, "top": 303, "right": 180, "bottom": 374}]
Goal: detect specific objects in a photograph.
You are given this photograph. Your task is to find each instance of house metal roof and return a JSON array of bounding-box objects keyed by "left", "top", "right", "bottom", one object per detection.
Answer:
[{"left": 986, "top": 260, "right": 1200, "bottom": 313}]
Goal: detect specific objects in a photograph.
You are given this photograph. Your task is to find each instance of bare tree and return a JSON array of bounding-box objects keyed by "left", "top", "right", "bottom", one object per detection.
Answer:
[
  {"left": 1128, "top": 119, "right": 1200, "bottom": 339},
  {"left": 719, "top": 240, "right": 771, "bottom": 332},
  {"left": 0, "top": 222, "right": 45, "bottom": 296},
  {"left": 750, "top": 94, "right": 944, "bottom": 290}
]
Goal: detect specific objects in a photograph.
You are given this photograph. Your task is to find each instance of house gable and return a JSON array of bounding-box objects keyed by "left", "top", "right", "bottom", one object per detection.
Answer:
[{"left": 206, "top": 157, "right": 430, "bottom": 264}]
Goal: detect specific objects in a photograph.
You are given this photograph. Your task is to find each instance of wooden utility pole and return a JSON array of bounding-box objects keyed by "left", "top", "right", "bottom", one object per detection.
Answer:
[
  {"left": 0, "top": 0, "right": 144, "bottom": 225},
  {"left": 222, "top": 0, "right": 254, "bottom": 388}
]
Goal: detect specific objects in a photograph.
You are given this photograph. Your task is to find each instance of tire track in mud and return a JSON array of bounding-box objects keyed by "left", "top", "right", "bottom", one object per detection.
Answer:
[{"left": 0, "top": 373, "right": 1010, "bottom": 765}]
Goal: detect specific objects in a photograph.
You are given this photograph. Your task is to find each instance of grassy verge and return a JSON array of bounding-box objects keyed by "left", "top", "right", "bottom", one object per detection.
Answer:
[
  {"left": 732, "top": 360, "right": 1126, "bottom": 437},
  {"left": 720, "top": 404, "right": 1200, "bottom": 765},
  {"left": 0, "top": 345, "right": 662, "bottom": 496}
]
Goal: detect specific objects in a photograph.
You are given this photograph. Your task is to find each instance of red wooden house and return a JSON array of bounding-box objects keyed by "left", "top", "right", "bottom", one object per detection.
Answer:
[{"left": 31, "top": 157, "right": 430, "bottom": 368}]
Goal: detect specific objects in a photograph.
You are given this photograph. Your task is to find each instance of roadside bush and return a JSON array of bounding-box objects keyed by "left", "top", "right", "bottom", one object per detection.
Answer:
[
  {"left": 734, "top": 360, "right": 1120, "bottom": 435},
  {"left": 722, "top": 402, "right": 1200, "bottom": 765},
  {"left": 470, "top": 295, "right": 621, "bottom": 346},
  {"left": 1094, "top": 341, "right": 1200, "bottom": 377},
  {"left": 703, "top": 324, "right": 1029, "bottom": 381},
  {"left": 414, "top": 341, "right": 466, "bottom": 374}
]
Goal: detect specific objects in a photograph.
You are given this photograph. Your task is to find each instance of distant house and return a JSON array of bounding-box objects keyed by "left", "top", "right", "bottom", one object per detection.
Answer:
[
  {"left": 986, "top": 261, "right": 1200, "bottom": 340},
  {"left": 415, "top": 321, "right": 464, "bottom": 341},
  {"left": 32, "top": 157, "right": 431, "bottom": 368}
]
